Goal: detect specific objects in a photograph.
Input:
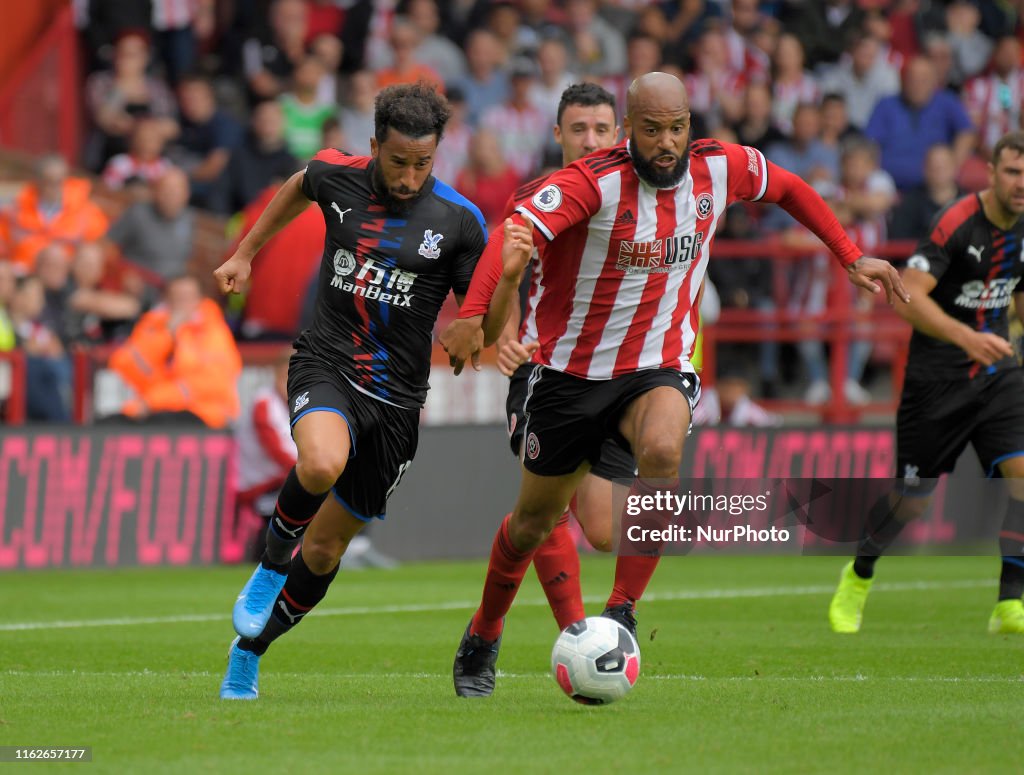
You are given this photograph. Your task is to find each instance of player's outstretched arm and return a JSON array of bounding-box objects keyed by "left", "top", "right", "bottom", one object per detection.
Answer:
[
  {"left": 899, "top": 267, "right": 1013, "bottom": 366},
  {"left": 443, "top": 216, "right": 534, "bottom": 374},
  {"left": 213, "top": 170, "right": 311, "bottom": 294},
  {"left": 482, "top": 218, "right": 534, "bottom": 345}
]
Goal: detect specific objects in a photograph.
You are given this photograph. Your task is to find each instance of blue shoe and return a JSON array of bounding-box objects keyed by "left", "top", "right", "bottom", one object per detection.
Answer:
[
  {"left": 232, "top": 564, "right": 287, "bottom": 638},
  {"left": 220, "top": 637, "right": 260, "bottom": 700}
]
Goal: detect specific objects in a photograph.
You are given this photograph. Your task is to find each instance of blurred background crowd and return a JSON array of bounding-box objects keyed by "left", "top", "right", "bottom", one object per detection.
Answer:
[{"left": 3, "top": 0, "right": 1024, "bottom": 428}]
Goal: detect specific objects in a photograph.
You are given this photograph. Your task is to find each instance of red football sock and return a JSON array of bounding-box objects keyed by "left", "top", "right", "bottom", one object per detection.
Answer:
[
  {"left": 607, "top": 555, "right": 661, "bottom": 608},
  {"left": 607, "top": 478, "right": 676, "bottom": 609},
  {"left": 532, "top": 512, "right": 585, "bottom": 629},
  {"left": 471, "top": 514, "right": 536, "bottom": 641}
]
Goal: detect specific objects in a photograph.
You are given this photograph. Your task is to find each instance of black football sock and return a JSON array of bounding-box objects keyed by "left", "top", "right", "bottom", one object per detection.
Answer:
[
  {"left": 998, "top": 497, "right": 1024, "bottom": 601},
  {"left": 262, "top": 469, "right": 329, "bottom": 568},
  {"left": 251, "top": 550, "right": 340, "bottom": 650},
  {"left": 853, "top": 493, "right": 910, "bottom": 579}
]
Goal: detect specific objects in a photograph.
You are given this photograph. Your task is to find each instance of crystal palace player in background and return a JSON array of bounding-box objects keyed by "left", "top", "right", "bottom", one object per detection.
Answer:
[
  {"left": 444, "top": 72, "right": 908, "bottom": 698},
  {"left": 829, "top": 131, "right": 1024, "bottom": 636},
  {"left": 213, "top": 83, "right": 491, "bottom": 700},
  {"left": 495, "top": 82, "right": 627, "bottom": 633}
]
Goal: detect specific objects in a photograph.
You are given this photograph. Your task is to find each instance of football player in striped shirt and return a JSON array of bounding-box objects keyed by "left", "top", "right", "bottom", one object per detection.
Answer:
[{"left": 449, "top": 72, "right": 907, "bottom": 698}]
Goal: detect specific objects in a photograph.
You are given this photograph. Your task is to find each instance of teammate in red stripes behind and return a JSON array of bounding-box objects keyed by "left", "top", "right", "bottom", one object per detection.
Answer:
[
  {"left": 443, "top": 71, "right": 909, "bottom": 698},
  {"left": 495, "top": 82, "right": 627, "bottom": 634}
]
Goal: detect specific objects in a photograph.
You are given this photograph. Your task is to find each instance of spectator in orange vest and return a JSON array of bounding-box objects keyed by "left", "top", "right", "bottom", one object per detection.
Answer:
[
  {"left": 109, "top": 274, "right": 242, "bottom": 428},
  {"left": 0, "top": 155, "right": 109, "bottom": 274}
]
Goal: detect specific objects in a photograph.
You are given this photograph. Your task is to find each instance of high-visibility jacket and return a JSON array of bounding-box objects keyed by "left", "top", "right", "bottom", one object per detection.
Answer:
[
  {"left": 0, "top": 309, "right": 14, "bottom": 351},
  {"left": 109, "top": 298, "right": 242, "bottom": 428},
  {"left": 0, "top": 178, "right": 109, "bottom": 271}
]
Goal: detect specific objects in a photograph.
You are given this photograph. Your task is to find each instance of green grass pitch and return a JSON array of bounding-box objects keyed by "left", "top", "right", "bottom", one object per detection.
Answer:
[{"left": 1, "top": 555, "right": 1021, "bottom": 774}]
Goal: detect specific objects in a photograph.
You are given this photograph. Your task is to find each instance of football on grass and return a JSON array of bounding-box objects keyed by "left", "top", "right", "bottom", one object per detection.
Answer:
[{"left": 551, "top": 616, "right": 640, "bottom": 705}]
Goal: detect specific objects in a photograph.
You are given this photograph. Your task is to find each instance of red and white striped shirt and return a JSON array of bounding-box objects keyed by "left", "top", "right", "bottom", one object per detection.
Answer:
[
  {"left": 235, "top": 386, "right": 296, "bottom": 500},
  {"left": 726, "top": 29, "right": 769, "bottom": 84},
  {"left": 512, "top": 140, "right": 768, "bottom": 378},
  {"left": 772, "top": 74, "right": 820, "bottom": 134},
  {"left": 963, "top": 70, "right": 1024, "bottom": 151},
  {"left": 683, "top": 70, "right": 747, "bottom": 127},
  {"left": 461, "top": 139, "right": 862, "bottom": 380},
  {"left": 101, "top": 154, "right": 173, "bottom": 190},
  {"left": 480, "top": 102, "right": 547, "bottom": 180}
]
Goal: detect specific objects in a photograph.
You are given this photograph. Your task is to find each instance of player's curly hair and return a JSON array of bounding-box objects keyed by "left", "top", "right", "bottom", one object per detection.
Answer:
[
  {"left": 374, "top": 82, "right": 451, "bottom": 144},
  {"left": 556, "top": 82, "right": 617, "bottom": 127}
]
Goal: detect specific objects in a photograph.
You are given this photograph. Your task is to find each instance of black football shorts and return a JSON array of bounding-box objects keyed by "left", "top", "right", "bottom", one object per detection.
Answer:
[
  {"left": 518, "top": 365, "right": 700, "bottom": 477},
  {"left": 897, "top": 367, "right": 1024, "bottom": 494},
  {"left": 287, "top": 348, "right": 418, "bottom": 519},
  {"left": 507, "top": 363, "right": 637, "bottom": 480}
]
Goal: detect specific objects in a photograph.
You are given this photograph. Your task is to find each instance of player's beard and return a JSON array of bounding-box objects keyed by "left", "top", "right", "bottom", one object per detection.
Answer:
[
  {"left": 630, "top": 136, "right": 691, "bottom": 189},
  {"left": 372, "top": 162, "right": 426, "bottom": 216}
]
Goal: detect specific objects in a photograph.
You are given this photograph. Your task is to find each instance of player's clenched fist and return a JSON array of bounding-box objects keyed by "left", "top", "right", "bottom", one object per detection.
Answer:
[
  {"left": 501, "top": 218, "right": 534, "bottom": 282},
  {"left": 496, "top": 338, "right": 540, "bottom": 377},
  {"left": 213, "top": 253, "right": 252, "bottom": 295}
]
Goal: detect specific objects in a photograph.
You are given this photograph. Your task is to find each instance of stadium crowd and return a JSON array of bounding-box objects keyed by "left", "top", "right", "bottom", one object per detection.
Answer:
[{"left": 3, "top": 0, "right": 1024, "bottom": 422}]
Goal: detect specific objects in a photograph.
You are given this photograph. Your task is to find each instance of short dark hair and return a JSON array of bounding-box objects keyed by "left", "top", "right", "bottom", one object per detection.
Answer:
[
  {"left": 992, "top": 131, "right": 1024, "bottom": 166},
  {"left": 556, "top": 82, "right": 617, "bottom": 127},
  {"left": 374, "top": 82, "right": 451, "bottom": 144}
]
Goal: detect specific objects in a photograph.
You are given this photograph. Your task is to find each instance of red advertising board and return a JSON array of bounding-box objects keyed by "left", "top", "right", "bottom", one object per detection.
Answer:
[{"left": 0, "top": 430, "right": 241, "bottom": 569}]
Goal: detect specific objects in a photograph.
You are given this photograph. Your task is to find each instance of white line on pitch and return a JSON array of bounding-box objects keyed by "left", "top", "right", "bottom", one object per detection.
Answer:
[
  {"left": 2, "top": 669, "right": 1020, "bottom": 684},
  {"left": 0, "top": 578, "right": 990, "bottom": 633}
]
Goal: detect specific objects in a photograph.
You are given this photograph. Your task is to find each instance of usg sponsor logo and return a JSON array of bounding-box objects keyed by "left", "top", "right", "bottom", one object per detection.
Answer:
[{"left": 616, "top": 232, "right": 705, "bottom": 274}]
